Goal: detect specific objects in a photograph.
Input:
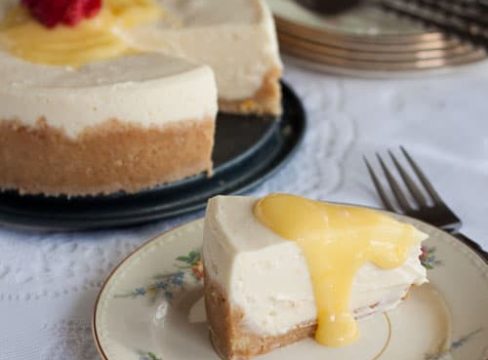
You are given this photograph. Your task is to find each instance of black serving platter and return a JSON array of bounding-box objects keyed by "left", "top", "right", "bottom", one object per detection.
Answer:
[{"left": 0, "top": 82, "right": 306, "bottom": 231}]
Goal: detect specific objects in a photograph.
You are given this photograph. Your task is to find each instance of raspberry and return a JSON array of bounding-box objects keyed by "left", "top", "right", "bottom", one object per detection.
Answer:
[{"left": 22, "top": 0, "right": 102, "bottom": 28}]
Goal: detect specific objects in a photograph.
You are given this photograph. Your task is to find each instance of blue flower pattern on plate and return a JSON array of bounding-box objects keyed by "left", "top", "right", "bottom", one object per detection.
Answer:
[{"left": 115, "top": 250, "right": 203, "bottom": 302}]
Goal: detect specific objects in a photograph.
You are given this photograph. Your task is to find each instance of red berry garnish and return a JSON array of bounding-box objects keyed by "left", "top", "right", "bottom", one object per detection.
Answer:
[{"left": 21, "top": 0, "right": 102, "bottom": 28}]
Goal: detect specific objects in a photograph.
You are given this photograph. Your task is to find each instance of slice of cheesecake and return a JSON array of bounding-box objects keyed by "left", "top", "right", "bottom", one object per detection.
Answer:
[{"left": 203, "top": 194, "right": 428, "bottom": 360}]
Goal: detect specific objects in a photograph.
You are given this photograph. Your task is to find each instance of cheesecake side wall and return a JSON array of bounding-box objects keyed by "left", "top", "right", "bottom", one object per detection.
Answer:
[
  {"left": 204, "top": 270, "right": 316, "bottom": 360},
  {"left": 0, "top": 117, "right": 215, "bottom": 196},
  {"left": 218, "top": 67, "right": 282, "bottom": 116},
  {"left": 204, "top": 269, "right": 415, "bottom": 360}
]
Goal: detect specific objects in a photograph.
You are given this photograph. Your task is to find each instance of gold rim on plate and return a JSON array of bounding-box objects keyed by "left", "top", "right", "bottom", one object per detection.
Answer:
[
  {"left": 277, "top": 24, "right": 463, "bottom": 53},
  {"left": 275, "top": 16, "right": 447, "bottom": 45},
  {"left": 278, "top": 32, "right": 479, "bottom": 63},
  {"left": 280, "top": 44, "right": 486, "bottom": 71}
]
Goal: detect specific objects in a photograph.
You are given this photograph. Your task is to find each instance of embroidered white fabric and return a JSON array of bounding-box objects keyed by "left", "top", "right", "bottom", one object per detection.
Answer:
[{"left": 0, "top": 60, "right": 487, "bottom": 360}]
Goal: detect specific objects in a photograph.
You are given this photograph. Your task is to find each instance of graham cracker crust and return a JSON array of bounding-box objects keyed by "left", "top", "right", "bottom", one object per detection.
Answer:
[
  {"left": 0, "top": 117, "right": 215, "bottom": 196},
  {"left": 204, "top": 270, "right": 316, "bottom": 360},
  {"left": 219, "top": 67, "right": 283, "bottom": 116}
]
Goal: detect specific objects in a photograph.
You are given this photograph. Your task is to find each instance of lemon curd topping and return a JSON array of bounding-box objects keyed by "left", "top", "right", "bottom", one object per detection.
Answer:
[
  {"left": 254, "top": 193, "right": 420, "bottom": 347},
  {"left": 0, "top": 0, "right": 163, "bottom": 67}
]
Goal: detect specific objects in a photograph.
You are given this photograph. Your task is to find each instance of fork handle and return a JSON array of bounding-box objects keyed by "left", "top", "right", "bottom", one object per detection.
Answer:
[{"left": 452, "top": 232, "right": 488, "bottom": 261}]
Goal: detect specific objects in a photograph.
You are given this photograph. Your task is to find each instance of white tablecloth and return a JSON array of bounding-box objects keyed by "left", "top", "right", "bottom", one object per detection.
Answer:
[{"left": 1, "top": 61, "right": 487, "bottom": 360}]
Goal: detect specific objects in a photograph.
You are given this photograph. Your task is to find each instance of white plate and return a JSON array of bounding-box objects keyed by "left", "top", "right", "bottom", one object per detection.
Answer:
[{"left": 93, "top": 216, "right": 488, "bottom": 360}]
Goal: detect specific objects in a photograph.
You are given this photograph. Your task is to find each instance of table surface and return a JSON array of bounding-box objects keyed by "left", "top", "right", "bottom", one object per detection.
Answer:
[{"left": 1, "top": 60, "right": 487, "bottom": 360}]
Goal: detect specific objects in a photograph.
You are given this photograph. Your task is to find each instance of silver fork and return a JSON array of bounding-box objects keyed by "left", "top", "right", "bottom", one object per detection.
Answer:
[{"left": 363, "top": 147, "right": 487, "bottom": 258}]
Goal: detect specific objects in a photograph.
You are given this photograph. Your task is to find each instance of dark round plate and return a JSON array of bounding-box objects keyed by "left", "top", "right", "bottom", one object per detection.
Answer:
[{"left": 0, "top": 82, "right": 306, "bottom": 231}]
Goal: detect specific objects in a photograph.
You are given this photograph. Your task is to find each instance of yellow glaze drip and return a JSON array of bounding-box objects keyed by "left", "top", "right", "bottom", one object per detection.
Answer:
[
  {"left": 254, "top": 194, "right": 419, "bottom": 347},
  {"left": 0, "top": 0, "right": 163, "bottom": 67}
]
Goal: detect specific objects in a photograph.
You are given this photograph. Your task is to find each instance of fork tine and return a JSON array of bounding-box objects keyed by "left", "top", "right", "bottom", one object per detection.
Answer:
[
  {"left": 376, "top": 153, "right": 412, "bottom": 212},
  {"left": 363, "top": 156, "right": 396, "bottom": 212},
  {"left": 400, "top": 146, "right": 443, "bottom": 204},
  {"left": 388, "top": 150, "right": 428, "bottom": 207}
]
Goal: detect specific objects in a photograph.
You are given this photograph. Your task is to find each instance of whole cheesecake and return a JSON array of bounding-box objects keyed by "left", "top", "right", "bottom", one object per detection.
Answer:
[{"left": 0, "top": 0, "right": 282, "bottom": 196}]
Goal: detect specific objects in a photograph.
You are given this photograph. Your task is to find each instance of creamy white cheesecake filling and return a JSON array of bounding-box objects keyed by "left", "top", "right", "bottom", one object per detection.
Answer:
[
  {"left": 203, "top": 196, "right": 428, "bottom": 336},
  {"left": 119, "top": 0, "right": 283, "bottom": 101},
  {"left": 0, "top": 52, "right": 217, "bottom": 138}
]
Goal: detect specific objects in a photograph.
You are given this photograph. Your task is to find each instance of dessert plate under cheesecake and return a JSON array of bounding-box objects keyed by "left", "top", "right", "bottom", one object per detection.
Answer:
[{"left": 93, "top": 209, "right": 488, "bottom": 360}]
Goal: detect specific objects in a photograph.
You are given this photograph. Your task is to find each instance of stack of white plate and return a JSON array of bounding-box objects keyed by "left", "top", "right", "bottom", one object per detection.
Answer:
[{"left": 268, "top": 0, "right": 487, "bottom": 76}]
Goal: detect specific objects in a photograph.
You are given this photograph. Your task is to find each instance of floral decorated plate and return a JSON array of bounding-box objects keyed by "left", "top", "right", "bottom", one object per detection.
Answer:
[{"left": 93, "top": 215, "right": 488, "bottom": 360}]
